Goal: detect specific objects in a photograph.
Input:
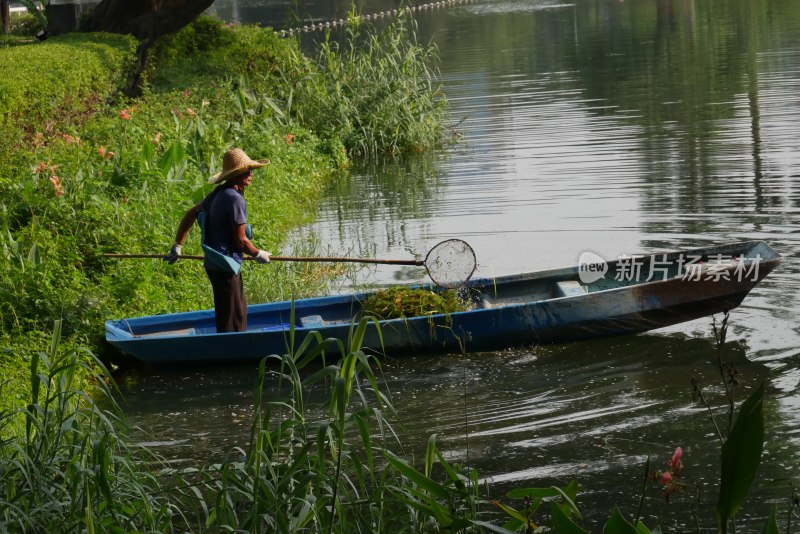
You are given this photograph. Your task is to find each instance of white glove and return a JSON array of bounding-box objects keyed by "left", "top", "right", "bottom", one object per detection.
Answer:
[
  {"left": 166, "top": 243, "right": 182, "bottom": 264},
  {"left": 255, "top": 250, "right": 271, "bottom": 264}
]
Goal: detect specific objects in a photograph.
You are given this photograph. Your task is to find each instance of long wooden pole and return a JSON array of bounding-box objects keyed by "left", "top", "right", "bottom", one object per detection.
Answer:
[{"left": 102, "top": 253, "right": 424, "bottom": 266}]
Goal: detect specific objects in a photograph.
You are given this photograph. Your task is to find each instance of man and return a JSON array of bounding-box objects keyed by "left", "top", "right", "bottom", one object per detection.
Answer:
[{"left": 166, "top": 148, "right": 272, "bottom": 333}]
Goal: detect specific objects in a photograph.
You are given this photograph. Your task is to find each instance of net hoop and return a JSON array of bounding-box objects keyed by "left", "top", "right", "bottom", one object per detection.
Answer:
[{"left": 424, "top": 239, "right": 477, "bottom": 288}]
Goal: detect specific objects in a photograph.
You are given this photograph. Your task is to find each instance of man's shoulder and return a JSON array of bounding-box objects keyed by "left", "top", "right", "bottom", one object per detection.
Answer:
[
  {"left": 208, "top": 187, "right": 244, "bottom": 205},
  {"left": 215, "top": 188, "right": 245, "bottom": 205}
]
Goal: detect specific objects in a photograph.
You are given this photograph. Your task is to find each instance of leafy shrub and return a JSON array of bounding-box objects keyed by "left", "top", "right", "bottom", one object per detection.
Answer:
[
  {"left": 9, "top": 13, "right": 45, "bottom": 36},
  {"left": 0, "top": 33, "right": 138, "bottom": 136},
  {"left": 147, "top": 15, "right": 236, "bottom": 82}
]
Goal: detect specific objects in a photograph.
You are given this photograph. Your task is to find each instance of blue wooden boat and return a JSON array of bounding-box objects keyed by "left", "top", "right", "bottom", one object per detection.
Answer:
[{"left": 105, "top": 240, "right": 780, "bottom": 364}]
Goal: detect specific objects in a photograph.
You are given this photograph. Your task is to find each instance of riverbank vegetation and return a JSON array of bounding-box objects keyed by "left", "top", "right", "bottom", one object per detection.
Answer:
[{"left": 0, "top": 12, "right": 447, "bottom": 420}]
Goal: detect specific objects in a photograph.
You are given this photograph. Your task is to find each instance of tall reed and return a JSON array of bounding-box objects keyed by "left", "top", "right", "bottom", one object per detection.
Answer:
[
  {"left": 293, "top": 7, "right": 449, "bottom": 158},
  {"left": 0, "top": 320, "right": 174, "bottom": 532}
]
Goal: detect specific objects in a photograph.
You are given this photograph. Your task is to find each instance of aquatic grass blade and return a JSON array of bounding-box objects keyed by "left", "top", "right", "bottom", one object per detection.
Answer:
[
  {"left": 424, "top": 434, "right": 437, "bottom": 479},
  {"left": 435, "top": 448, "right": 467, "bottom": 492},
  {"left": 292, "top": 330, "right": 325, "bottom": 368},
  {"left": 761, "top": 505, "right": 779, "bottom": 534},
  {"left": 353, "top": 413, "right": 374, "bottom": 474},
  {"left": 506, "top": 487, "right": 562, "bottom": 500},
  {"left": 489, "top": 499, "right": 532, "bottom": 526},
  {"left": 551, "top": 486, "right": 583, "bottom": 520},
  {"left": 382, "top": 449, "right": 450, "bottom": 500},
  {"left": 603, "top": 507, "right": 640, "bottom": 533},
  {"left": 716, "top": 381, "right": 766, "bottom": 531},
  {"left": 551, "top": 500, "right": 590, "bottom": 533}
]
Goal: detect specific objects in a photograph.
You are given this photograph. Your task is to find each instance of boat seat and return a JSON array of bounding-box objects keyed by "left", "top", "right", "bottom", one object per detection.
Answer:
[
  {"left": 554, "top": 280, "right": 586, "bottom": 298},
  {"left": 135, "top": 327, "right": 196, "bottom": 338},
  {"left": 300, "top": 314, "right": 325, "bottom": 328},
  {"left": 260, "top": 323, "right": 292, "bottom": 332}
]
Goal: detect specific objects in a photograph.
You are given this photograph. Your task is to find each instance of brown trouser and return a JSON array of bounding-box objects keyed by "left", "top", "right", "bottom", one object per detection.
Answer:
[{"left": 206, "top": 269, "right": 247, "bottom": 333}]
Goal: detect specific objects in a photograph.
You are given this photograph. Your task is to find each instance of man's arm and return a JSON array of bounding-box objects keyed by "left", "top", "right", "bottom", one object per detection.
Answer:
[
  {"left": 174, "top": 203, "right": 203, "bottom": 246},
  {"left": 165, "top": 203, "right": 202, "bottom": 264},
  {"left": 235, "top": 223, "right": 260, "bottom": 256},
  {"left": 235, "top": 224, "right": 270, "bottom": 263}
]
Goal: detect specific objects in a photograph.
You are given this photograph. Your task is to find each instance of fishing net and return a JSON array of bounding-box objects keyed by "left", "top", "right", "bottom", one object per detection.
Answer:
[{"left": 424, "top": 239, "right": 477, "bottom": 288}]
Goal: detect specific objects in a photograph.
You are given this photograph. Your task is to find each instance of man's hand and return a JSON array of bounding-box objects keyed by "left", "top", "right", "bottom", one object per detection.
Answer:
[
  {"left": 165, "top": 243, "right": 182, "bottom": 264},
  {"left": 255, "top": 250, "right": 271, "bottom": 264}
]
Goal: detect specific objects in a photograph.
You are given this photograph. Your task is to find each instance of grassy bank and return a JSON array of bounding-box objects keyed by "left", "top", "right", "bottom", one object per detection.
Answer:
[{"left": 0, "top": 14, "right": 447, "bottom": 422}]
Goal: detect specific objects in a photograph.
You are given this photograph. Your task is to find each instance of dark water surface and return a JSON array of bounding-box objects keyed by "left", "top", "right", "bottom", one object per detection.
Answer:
[{"left": 120, "top": 0, "right": 800, "bottom": 530}]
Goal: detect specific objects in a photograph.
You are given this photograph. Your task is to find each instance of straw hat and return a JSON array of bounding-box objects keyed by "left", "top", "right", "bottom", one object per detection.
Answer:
[{"left": 208, "top": 148, "right": 269, "bottom": 184}]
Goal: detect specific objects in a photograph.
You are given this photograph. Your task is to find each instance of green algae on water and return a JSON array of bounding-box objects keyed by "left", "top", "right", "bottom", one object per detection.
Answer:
[{"left": 362, "top": 286, "right": 468, "bottom": 320}]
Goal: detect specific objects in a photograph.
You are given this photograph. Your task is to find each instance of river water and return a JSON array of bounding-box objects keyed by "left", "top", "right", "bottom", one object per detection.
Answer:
[{"left": 119, "top": 0, "right": 800, "bottom": 530}]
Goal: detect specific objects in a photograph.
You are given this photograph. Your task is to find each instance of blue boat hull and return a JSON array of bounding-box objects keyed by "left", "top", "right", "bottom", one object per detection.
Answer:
[{"left": 105, "top": 241, "right": 780, "bottom": 364}]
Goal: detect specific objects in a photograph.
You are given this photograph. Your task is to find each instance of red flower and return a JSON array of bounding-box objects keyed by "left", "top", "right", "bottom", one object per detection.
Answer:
[
  {"left": 285, "top": 132, "right": 295, "bottom": 145},
  {"left": 35, "top": 161, "right": 59, "bottom": 176},
  {"left": 186, "top": 107, "right": 197, "bottom": 117},
  {"left": 119, "top": 109, "right": 132, "bottom": 120},
  {"left": 668, "top": 447, "right": 683, "bottom": 473},
  {"left": 98, "top": 146, "right": 114, "bottom": 159},
  {"left": 660, "top": 471, "right": 672, "bottom": 485},
  {"left": 61, "top": 133, "right": 80, "bottom": 145},
  {"left": 49, "top": 174, "right": 64, "bottom": 196}
]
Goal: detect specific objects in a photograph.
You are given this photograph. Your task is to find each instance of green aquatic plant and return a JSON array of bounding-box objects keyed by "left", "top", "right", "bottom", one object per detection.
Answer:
[{"left": 361, "top": 286, "right": 469, "bottom": 320}]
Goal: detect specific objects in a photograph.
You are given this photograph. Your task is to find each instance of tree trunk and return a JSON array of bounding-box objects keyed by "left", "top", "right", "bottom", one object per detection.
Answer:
[
  {"left": 79, "top": 0, "right": 216, "bottom": 96},
  {"left": 80, "top": 0, "right": 215, "bottom": 44},
  {"left": 1, "top": 0, "right": 10, "bottom": 35}
]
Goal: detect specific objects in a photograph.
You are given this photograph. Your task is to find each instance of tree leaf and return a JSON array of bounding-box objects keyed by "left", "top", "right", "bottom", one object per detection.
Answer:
[
  {"left": 716, "top": 381, "right": 766, "bottom": 529},
  {"left": 157, "top": 143, "right": 176, "bottom": 177},
  {"left": 28, "top": 243, "right": 40, "bottom": 266},
  {"left": 141, "top": 139, "right": 154, "bottom": 168}
]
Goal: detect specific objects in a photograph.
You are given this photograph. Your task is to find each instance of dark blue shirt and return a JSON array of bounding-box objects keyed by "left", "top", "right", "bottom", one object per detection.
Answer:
[{"left": 201, "top": 186, "right": 247, "bottom": 271}]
